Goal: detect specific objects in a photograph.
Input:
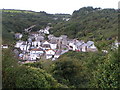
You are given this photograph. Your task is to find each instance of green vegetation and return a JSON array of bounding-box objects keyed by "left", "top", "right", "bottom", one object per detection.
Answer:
[
  {"left": 3, "top": 49, "right": 118, "bottom": 88},
  {"left": 2, "top": 7, "right": 119, "bottom": 88},
  {"left": 2, "top": 49, "right": 64, "bottom": 88},
  {"left": 2, "top": 9, "right": 71, "bottom": 43}
]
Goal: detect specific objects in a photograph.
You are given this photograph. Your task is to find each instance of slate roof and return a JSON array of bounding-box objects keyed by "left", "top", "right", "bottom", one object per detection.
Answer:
[{"left": 86, "top": 41, "right": 94, "bottom": 46}]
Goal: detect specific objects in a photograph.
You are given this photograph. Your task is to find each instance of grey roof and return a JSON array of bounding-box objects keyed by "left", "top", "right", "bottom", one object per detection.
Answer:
[
  {"left": 48, "top": 34, "right": 54, "bottom": 39},
  {"left": 86, "top": 41, "right": 94, "bottom": 46},
  {"left": 81, "top": 43, "right": 87, "bottom": 47},
  {"left": 75, "top": 42, "right": 83, "bottom": 46}
]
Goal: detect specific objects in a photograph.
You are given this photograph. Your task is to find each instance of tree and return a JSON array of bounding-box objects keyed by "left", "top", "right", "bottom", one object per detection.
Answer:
[
  {"left": 52, "top": 56, "right": 88, "bottom": 88},
  {"left": 15, "top": 66, "right": 59, "bottom": 88},
  {"left": 91, "top": 49, "right": 119, "bottom": 88}
]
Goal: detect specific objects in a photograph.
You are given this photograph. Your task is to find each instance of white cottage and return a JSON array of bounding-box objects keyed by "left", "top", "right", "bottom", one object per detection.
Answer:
[
  {"left": 42, "top": 41, "right": 51, "bottom": 50},
  {"left": 44, "top": 30, "right": 49, "bottom": 34},
  {"left": 81, "top": 43, "right": 87, "bottom": 52},
  {"left": 15, "top": 40, "right": 24, "bottom": 48},
  {"left": 86, "top": 41, "right": 97, "bottom": 52},
  {"left": 45, "top": 49, "right": 55, "bottom": 59},
  {"left": 19, "top": 43, "right": 28, "bottom": 51},
  {"left": 69, "top": 42, "right": 77, "bottom": 51},
  {"left": 35, "top": 36, "right": 44, "bottom": 41},
  {"left": 1, "top": 45, "right": 8, "bottom": 49},
  {"left": 48, "top": 34, "right": 54, "bottom": 40},
  {"left": 32, "top": 41, "right": 41, "bottom": 47},
  {"left": 50, "top": 43, "right": 57, "bottom": 49},
  {"left": 28, "top": 48, "right": 44, "bottom": 60},
  {"left": 29, "top": 54, "right": 38, "bottom": 60},
  {"left": 75, "top": 41, "right": 84, "bottom": 51},
  {"left": 28, "top": 38, "right": 32, "bottom": 42}
]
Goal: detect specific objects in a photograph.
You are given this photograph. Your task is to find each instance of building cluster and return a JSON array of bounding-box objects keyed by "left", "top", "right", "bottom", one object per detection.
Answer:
[{"left": 13, "top": 26, "right": 98, "bottom": 63}]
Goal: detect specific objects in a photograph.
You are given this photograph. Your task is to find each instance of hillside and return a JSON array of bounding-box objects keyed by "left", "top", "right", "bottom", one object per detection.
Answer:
[
  {"left": 50, "top": 7, "right": 118, "bottom": 50},
  {"left": 2, "top": 9, "right": 71, "bottom": 43}
]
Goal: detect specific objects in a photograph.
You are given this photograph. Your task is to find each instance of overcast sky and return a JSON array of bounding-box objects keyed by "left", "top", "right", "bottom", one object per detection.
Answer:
[{"left": 0, "top": 0, "right": 119, "bottom": 14}]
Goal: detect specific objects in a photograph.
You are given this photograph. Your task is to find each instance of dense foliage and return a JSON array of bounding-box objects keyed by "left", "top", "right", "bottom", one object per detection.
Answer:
[{"left": 2, "top": 49, "right": 64, "bottom": 88}]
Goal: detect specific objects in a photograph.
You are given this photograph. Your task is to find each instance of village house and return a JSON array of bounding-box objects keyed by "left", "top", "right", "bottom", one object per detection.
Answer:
[
  {"left": 86, "top": 41, "right": 98, "bottom": 52},
  {"left": 45, "top": 49, "right": 55, "bottom": 59},
  {"left": 28, "top": 48, "right": 44, "bottom": 60},
  {"left": 15, "top": 33, "right": 23, "bottom": 39},
  {"left": 50, "top": 43, "right": 57, "bottom": 50},
  {"left": 19, "top": 44, "right": 27, "bottom": 51},
  {"left": 48, "top": 34, "right": 54, "bottom": 40},
  {"left": 29, "top": 53, "right": 40, "bottom": 60},
  {"left": 43, "top": 26, "right": 51, "bottom": 34},
  {"left": 38, "top": 26, "right": 51, "bottom": 35},
  {"left": 19, "top": 53, "right": 24, "bottom": 59},
  {"left": 1, "top": 44, "right": 8, "bottom": 49},
  {"left": 81, "top": 43, "right": 87, "bottom": 52},
  {"left": 74, "top": 40, "right": 85, "bottom": 51},
  {"left": 30, "top": 48, "right": 44, "bottom": 55},
  {"left": 68, "top": 40, "right": 77, "bottom": 51},
  {"left": 39, "top": 29, "right": 44, "bottom": 33},
  {"left": 30, "top": 32, "right": 39, "bottom": 37},
  {"left": 32, "top": 40, "right": 41, "bottom": 47},
  {"left": 42, "top": 41, "right": 51, "bottom": 50},
  {"left": 28, "top": 38, "right": 32, "bottom": 42},
  {"left": 35, "top": 35, "right": 44, "bottom": 41},
  {"left": 19, "top": 49, "right": 43, "bottom": 61},
  {"left": 28, "top": 35, "right": 35, "bottom": 40},
  {"left": 49, "top": 37, "right": 59, "bottom": 44},
  {"left": 15, "top": 40, "right": 24, "bottom": 48},
  {"left": 44, "top": 30, "right": 49, "bottom": 34}
]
